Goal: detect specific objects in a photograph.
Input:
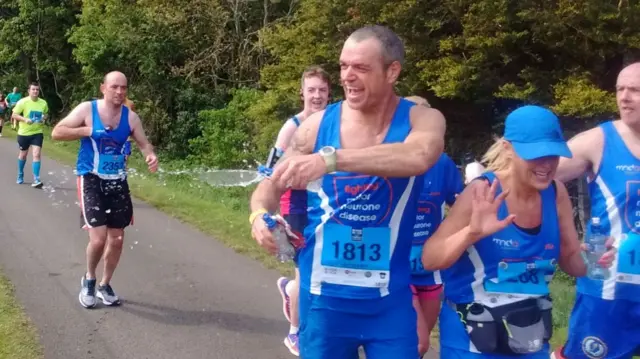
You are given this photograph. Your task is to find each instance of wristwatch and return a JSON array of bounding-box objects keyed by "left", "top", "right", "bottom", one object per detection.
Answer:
[{"left": 319, "top": 146, "right": 337, "bottom": 173}]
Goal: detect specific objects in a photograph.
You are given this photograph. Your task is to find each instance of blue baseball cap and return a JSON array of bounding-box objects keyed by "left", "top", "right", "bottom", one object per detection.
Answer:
[{"left": 503, "top": 105, "right": 572, "bottom": 160}]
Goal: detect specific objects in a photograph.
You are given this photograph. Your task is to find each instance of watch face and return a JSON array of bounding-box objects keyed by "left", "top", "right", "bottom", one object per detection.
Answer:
[{"left": 321, "top": 146, "right": 335, "bottom": 155}]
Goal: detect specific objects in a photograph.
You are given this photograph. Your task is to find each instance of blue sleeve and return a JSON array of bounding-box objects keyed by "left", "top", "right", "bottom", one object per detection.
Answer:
[{"left": 444, "top": 156, "right": 464, "bottom": 205}]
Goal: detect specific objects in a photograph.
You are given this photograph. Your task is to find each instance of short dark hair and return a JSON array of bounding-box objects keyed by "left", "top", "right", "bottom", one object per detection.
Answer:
[
  {"left": 29, "top": 82, "right": 39, "bottom": 89},
  {"left": 347, "top": 25, "right": 405, "bottom": 67}
]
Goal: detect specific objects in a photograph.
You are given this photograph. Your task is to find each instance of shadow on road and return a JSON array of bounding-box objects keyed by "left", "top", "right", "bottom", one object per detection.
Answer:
[{"left": 119, "top": 299, "right": 283, "bottom": 336}]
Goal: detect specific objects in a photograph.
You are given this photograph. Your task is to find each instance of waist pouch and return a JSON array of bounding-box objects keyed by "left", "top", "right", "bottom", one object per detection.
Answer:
[{"left": 451, "top": 296, "right": 553, "bottom": 355}]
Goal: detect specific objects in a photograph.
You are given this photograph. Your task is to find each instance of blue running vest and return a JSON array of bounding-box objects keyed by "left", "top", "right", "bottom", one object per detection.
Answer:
[
  {"left": 76, "top": 101, "right": 131, "bottom": 180},
  {"left": 441, "top": 172, "right": 561, "bottom": 350},
  {"left": 300, "top": 98, "right": 425, "bottom": 299},
  {"left": 410, "top": 153, "right": 463, "bottom": 286},
  {"left": 579, "top": 121, "right": 640, "bottom": 302}
]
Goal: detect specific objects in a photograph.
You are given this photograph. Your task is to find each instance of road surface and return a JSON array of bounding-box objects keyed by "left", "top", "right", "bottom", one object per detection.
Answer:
[{"left": 0, "top": 136, "right": 438, "bottom": 359}]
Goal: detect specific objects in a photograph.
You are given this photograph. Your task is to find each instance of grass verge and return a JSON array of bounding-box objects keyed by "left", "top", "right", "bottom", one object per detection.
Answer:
[
  {"left": 4, "top": 127, "right": 580, "bottom": 351},
  {"left": 0, "top": 270, "right": 43, "bottom": 359}
]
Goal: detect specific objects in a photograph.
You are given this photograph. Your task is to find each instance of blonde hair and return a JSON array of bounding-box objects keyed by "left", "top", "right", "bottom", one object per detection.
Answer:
[
  {"left": 481, "top": 136, "right": 511, "bottom": 172},
  {"left": 405, "top": 95, "right": 431, "bottom": 108}
]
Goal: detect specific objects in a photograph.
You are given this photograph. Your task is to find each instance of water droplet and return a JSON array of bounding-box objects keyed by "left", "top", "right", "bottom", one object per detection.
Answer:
[
  {"left": 134, "top": 241, "right": 138, "bottom": 245},
  {"left": 105, "top": 209, "right": 111, "bottom": 214}
]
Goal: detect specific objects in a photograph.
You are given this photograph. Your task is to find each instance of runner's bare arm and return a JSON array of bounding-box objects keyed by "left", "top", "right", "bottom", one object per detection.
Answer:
[
  {"left": 422, "top": 180, "right": 480, "bottom": 270},
  {"left": 273, "top": 119, "right": 299, "bottom": 151},
  {"left": 51, "top": 102, "right": 92, "bottom": 141},
  {"left": 129, "top": 113, "right": 155, "bottom": 157},
  {"left": 335, "top": 105, "right": 445, "bottom": 177},
  {"left": 555, "top": 180, "right": 587, "bottom": 277},
  {"left": 556, "top": 128, "right": 602, "bottom": 183},
  {"left": 250, "top": 115, "right": 320, "bottom": 213}
]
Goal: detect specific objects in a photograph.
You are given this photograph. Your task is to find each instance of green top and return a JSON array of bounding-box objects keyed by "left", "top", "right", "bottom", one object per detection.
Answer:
[
  {"left": 13, "top": 97, "right": 49, "bottom": 136},
  {"left": 6, "top": 93, "right": 21, "bottom": 107}
]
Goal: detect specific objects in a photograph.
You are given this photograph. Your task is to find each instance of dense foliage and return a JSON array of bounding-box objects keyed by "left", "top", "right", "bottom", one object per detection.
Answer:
[{"left": 1, "top": 0, "right": 638, "bottom": 166}]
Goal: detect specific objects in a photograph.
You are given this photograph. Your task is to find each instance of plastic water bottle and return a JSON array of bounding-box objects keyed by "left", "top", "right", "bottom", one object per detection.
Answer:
[
  {"left": 262, "top": 213, "right": 296, "bottom": 262},
  {"left": 585, "top": 217, "right": 609, "bottom": 280}
]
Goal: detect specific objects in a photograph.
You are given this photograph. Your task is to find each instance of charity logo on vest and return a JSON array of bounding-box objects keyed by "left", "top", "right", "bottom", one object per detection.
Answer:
[
  {"left": 616, "top": 164, "right": 640, "bottom": 173},
  {"left": 413, "top": 200, "right": 438, "bottom": 239},
  {"left": 492, "top": 237, "right": 520, "bottom": 250},
  {"left": 332, "top": 175, "right": 393, "bottom": 226}
]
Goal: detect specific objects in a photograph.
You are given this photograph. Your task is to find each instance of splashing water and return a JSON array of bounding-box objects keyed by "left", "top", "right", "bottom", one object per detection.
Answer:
[{"left": 147, "top": 166, "right": 268, "bottom": 188}]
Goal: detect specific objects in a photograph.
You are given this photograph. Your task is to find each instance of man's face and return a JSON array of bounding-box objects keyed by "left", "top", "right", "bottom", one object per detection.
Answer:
[
  {"left": 340, "top": 38, "right": 399, "bottom": 111},
  {"left": 101, "top": 76, "right": 128, "bottom": 106},
  {"left": 28, "top": 85, "right": 39, "bottom": 99},
  {"left": 617, "top": 64, "right": 640, "bottom": 127}
]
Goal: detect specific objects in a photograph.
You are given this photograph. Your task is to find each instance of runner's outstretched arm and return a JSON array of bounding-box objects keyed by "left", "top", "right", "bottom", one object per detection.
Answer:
[
  {"left": 335, "top": 105, "right": 445, "bottom": 177},
  {"left": 51, "top": 102, "right": 92, "bottom": 141},
  {"left": 250, "top": 114, "right": 321, "bottom": 213},
  {"left": 555, "top": 128, "right": 601, "bottom": 183}
]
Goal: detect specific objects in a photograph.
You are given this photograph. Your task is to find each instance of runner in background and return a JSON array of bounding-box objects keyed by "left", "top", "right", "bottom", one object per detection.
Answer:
[
  {"left": 272, "top": 65, "right": 330, "bottom": 357},
  {"left": 464, "top": 152, "right": 486, "bottom": 185},
  {"left": 405, "top": 95, "right": 464, "bottom": 357},
  {"left": 6, "top": 87, "right": 22, "bottom": 130},
  {"left": 0, "top": 92, "right": 6, "bottom": 137},
  {"left": 52, "top": 71, "right": 158, "bottom": 309},
  {"left": 12, "top": 83, "right": 48, "bottom": 187},
  {"left": 552, "top": 62, "right": 640, "bottom": 359}
]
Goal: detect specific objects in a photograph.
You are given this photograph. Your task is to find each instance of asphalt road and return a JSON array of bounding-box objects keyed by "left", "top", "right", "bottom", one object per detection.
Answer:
[{"left": 0, "top": 134, "right": 438, "bottom": 359}]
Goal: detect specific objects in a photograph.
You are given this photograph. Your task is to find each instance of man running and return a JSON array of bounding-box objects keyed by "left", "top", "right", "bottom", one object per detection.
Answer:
[
  {"left": 12, "top": 83, "right": 48, "bottom": 187},
  {"left": 552, "top": 63, "right": 640, "bottom": 358},
  {"left": 250, "top": 25, "right": 446, "bottom": 358},
  {"left": 272, "top": 65, "right": 330, "bottom": 356},
  {"left": 405, "top": 95, "right": 464, "bottom": 357},
  {"left": 6, "top": 87, "right": 22, "bottom": 130},
  {"left": 51, "top": 71, "right": 158, "bottom": 309}
]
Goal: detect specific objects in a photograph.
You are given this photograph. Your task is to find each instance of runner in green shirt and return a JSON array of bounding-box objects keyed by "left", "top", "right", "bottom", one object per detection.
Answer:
[
  {"left": 12, "top": 83, "right": 48, "bottom": 188},
  {"left": 6, "top": 87, "right": 22, "bottom": 130}
]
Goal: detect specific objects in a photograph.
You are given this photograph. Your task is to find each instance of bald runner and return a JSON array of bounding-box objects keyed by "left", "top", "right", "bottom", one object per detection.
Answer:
[{"left": 52, "top": 71, "right": 158, "bottom": 309}]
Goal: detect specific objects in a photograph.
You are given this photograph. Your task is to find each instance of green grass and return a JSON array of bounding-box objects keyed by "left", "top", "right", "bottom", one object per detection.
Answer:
[
  {"left": 4, "top": 127, "right": 582, "bottom": 352},
  {"left": 0, "top": 271, "right": 43, "bottom": 359}
]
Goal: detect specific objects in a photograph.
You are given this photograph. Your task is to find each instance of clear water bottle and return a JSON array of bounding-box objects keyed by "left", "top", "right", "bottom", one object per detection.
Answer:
[
  {"left": 585, "top": 217, "right": 609, "bottom": 280},
  {"left": 262, "top": 213, "right": 296, "bottom": 262}
]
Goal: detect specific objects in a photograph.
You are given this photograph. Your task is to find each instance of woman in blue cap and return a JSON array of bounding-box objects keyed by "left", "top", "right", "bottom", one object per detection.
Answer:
[{"left": 421, "top": 105, "right": 616, "bottom": 358}]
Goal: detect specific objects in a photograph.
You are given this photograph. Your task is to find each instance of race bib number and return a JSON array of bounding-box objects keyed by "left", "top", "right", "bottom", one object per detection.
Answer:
[
  {"left": 410, "top": 244, "right": 430, "bottom": 275},
  {"left": 617, "top": 233, "right": 640, "bottom": 285},
  {"left": 320, "top": 222, "right": 391, "bottom": 288},
  {"left": 484, "top": 260, "right": 550, "bottom": 296},
  {"left": 29, "top": 111, "right": 43, "bottom": 123},
  {"left": 98, "top": 154, "right": 125, "bottom": 175}
]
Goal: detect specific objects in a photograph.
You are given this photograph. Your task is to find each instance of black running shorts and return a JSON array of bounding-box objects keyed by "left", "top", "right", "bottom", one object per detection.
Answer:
[
  {"left": 77, "top": 173, "right": 133, "bottom": 229},
  {"left": 17, "top": 133, "right": 44, "bottom": 151}
]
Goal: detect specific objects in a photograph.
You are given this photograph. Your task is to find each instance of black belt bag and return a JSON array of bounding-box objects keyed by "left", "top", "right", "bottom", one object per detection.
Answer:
[{"left": 451, "top": 297, "right": 553, "bottom": 355}]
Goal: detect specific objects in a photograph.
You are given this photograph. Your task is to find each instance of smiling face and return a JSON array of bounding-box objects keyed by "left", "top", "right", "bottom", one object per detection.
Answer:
[
  {"left": 339, "top": 37, "right": 401, "bottom": 111},
  {"left": 505, "top": 142, "right": 559, "bottom": 190},
  {"left": 617, "top": 63, "right": 640, "bottom": 128},
  {"left": 301, "top": 75, "right": 329, "bottom": 114}
]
